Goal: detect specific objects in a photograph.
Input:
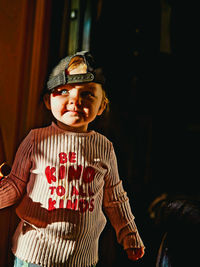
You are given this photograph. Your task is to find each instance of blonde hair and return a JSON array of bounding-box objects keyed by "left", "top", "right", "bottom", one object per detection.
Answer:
[{"left": 67, "top": 56, "right": 87, "bottom": 73}]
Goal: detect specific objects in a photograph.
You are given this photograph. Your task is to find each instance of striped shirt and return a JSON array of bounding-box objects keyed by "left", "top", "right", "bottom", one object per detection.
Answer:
[{"left": 0, "top": 122, "right": 144, "bottom": 267}]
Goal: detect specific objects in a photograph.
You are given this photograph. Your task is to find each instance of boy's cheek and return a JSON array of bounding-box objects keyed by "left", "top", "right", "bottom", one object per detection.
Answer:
[{"left": 51, "top": 98, "right": 63, "bottom": 109}]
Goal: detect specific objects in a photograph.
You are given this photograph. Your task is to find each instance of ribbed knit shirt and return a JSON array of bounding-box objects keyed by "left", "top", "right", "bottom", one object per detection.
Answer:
[{"left": 0, "top": 122, "right": 144, "bottom": 267}]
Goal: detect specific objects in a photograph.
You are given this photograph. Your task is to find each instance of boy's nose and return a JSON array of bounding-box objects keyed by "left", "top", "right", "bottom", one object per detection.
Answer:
[{"left": 68, "top": 89, "right": 81, "bottom": 105}]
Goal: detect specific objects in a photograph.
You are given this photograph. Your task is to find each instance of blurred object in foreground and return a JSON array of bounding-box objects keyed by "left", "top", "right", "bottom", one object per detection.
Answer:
[{"left": 0, "top": 162, "right": 11, "bottom": 180}]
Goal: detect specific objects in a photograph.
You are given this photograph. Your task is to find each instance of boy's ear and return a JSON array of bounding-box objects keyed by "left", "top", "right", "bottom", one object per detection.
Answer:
[
  {"left": 97, "top": 100, "right": 107, "bottom": 116},
  {"left": 43, "top": 93, "right": 51, "bottom": 110}
]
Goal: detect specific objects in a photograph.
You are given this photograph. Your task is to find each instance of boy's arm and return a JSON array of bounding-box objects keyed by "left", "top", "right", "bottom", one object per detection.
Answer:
[
  {"left": 103, "top": 144, "right": 145, "bottom": 251},
  {"left": 103, "top": 180, "right": 145, "bottom": 250},
  {"left": 0, "top": 131, "right": 33, "bottom": 209},
  {"left": 0, "top": 174, "right": 27, "bottom": 208}
]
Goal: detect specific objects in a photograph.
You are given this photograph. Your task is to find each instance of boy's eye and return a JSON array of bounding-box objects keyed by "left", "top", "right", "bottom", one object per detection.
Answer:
[
  {"left": 52, "top": 88, "right": 69, "bottom": 97},
  {"left": 81, "top": 91, "right": 94, "bottom": 98},
  {"left": 60, "top": 89, "right": 69, "bottom": 95}
]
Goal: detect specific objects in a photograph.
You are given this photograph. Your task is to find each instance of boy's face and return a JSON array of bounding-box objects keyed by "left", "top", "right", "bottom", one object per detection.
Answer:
[{"left": 44, "top": 82, "right": 105, "bottom": 132}]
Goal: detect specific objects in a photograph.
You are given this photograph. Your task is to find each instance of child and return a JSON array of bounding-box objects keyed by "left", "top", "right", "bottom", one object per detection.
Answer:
[{"left": 0, "top": 51, "right": 145, "bottom": 267}]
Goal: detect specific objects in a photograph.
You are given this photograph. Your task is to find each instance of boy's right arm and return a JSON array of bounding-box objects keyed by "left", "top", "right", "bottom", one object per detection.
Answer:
[
  {"left": 0, "top": 131, "right": 33, "bottom": 209},
  {"left": 0, "top": 173, "right": 28, "bottom": 209}
]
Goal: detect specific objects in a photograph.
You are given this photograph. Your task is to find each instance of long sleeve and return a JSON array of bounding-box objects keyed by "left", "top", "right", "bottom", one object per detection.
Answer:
[
  {"left": 6, "top": 123, "right": 144, "bottom": 266},
  {"left": 103, "top": 144, "right": 144, "bottom": 250},
  {"left": 0, "top": 131, "right": 33, "bottom": 209}
]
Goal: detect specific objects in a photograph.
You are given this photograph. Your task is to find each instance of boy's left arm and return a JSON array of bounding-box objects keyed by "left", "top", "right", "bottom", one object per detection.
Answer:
[
  {"left": 103, "top": 180, "right": 145, "bottom": 261},
  {"left": 103, "top": 144, "right": 145, "bottom": 261}
]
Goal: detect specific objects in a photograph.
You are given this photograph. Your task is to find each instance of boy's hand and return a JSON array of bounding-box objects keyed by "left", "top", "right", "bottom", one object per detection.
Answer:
[{"left": 126, "top": 247, "right": 145, "bottom": 261}]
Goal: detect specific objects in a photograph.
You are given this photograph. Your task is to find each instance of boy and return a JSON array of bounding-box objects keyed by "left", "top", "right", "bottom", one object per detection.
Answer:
[{"left": 0, "top": 51, "right": 144, "bottom": 266}]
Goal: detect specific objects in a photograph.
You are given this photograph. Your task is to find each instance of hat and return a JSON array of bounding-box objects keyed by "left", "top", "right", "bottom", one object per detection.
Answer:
[{"left": 47, "top": 51, "right": 105, "bottom": 91}]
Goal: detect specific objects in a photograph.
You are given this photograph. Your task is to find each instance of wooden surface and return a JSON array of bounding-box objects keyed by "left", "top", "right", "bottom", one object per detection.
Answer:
[
  {"left": 0, "top": 1, "right": 52, "bottom": 266},
  {"left": 0, "top": 0, "right": 52, "bottom": 165}
]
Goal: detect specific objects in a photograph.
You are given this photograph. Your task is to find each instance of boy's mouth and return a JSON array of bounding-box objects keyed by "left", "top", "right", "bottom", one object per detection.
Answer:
[
  {"left": 63, "top": 109, "right": 84, "bottom": 116},
  {"left": 68, "top": 110, "right": 80, "bottom": 115}
]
